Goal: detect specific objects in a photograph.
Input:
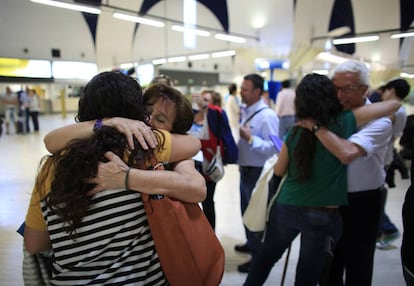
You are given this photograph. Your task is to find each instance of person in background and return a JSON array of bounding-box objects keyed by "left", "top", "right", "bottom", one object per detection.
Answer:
[
  {"left": 210, "top": 89, "right": 222, "bottom": 106},
  {"left": 274, "top": 79, "right": 296, "bottom": 139},
  {"left": 244, "top": 73, "right": 400, "bottom": 286},
  {"left": 367, "top": 82, "right": 409, "bottom": 187},
  {"left": 236, "top": 73, "right": 279, "bottom": 273},
  {"left": 26, "top": 88, "right": 40, "bottom": 132},
  {"left": 1, "top": 86, "right": 19, "bottom": 135},
  {"left": 16, "top": 88, "right": 30, "bottom": 134},
  {"left": 150, "top": 74, "right": 174, "bottom": 87},
  {"left": 225, "top": 83, "right": 241, "bottom": 142},
  {"left": 401, "top": 120, "right": 414, "bottom": 285},
  {"left": 326, "top": 60, "right": 393, "bottom": 286},
  {"left": 376, "top": 78, "right": 411, "bottom": 249},
  {"left": 368, "top": 85, "right": 385, "bottom": 103},
  {"left": 20, "top": 87, "right": 31, "bottom": 133},
  {"left": 24, "top": 72, "right": 203, "bottom": 285},
  {"left": 192, "top": 89, "right": 237, "bottom": 230}
]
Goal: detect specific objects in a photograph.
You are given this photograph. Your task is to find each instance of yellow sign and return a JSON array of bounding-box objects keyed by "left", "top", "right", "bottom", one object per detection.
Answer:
[
  {"left": 0, "top": 58, "right": 51, "bottom": 77},
  {"left": 0, "top": 58, "right": 30, "bottom": 76}
]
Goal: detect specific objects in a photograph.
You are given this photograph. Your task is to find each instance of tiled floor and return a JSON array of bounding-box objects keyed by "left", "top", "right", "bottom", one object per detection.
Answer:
[{"left": 0, "top": 113, "right": 409, "bottom": 285}]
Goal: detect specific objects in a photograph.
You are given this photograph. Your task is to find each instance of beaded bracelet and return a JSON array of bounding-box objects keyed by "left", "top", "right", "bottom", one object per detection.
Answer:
[
  {"left": 124, "top": 167, "right": 131, "bottom": 191},
  {"left": 93, "top": 118, "right": 103, "bottom": 131}
]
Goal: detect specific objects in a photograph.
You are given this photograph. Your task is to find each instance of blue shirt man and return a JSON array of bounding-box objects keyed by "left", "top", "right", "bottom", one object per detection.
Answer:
[{"left": 236, "top": 73, "right": 279, "bottom": 273}]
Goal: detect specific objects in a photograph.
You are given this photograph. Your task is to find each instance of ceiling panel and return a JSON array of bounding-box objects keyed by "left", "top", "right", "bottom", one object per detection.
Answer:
[{"left": 0, "top": 0, "right": 412, "bottom": 85}]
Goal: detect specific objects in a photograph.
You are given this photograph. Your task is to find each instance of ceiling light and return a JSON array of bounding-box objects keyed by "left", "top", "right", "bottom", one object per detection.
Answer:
[
  {"left": 400, "top": 72, "right": 414, "bottom": 79},
  {"left": 215, "top": 34, "right": 246, "bottom": 43},
  {"left": 120, "top": 63, "right": 134, "bottom": 69},
  {"left": 251, "top": 16, "right": 265, "bottom": 29},
  {"left": 152, "top": 58, "right": 167, "bottom": 65},
  {"left": 390, "top": 31, "right": 414, "bottom": 39},
  {"left": 171, "top": 25, "right": 211, "bottom": 37},
  {"left": 168, "top": 56, "right": 187, "bottom": 63},
  {"left": 332, "top": 35, "right": 379, "bottom": 45},
  {"left": 211, "top": 50, "right": 236, "bottom": 58},
  {"left": 312, "top": 69, "right": 329, "bottom": 75},
  {"left": 188, "top": 54, "right": 210, "bottom": 60},
  {"left": 255, "top": 59, "right": 270, "bottom": 69},
  {"left": 30, "top": 0, "right": 101, "bottom": 14},
  {"left": 316, "top": 52, "right": 349, "bottom": 64},
  {"left": 113, "top": 12, "right": 165, "bottom": 28}
]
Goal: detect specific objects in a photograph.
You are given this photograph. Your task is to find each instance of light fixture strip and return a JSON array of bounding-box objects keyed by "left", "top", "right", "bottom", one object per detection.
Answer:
[
  {"left": 171, "top": 25, "right": 211, "bottom": 37},
  {"left": 312, "top": 69, "right": 329, "bottom": 75},
  {"left": 167, "top": 56, "right": 187, "bottom": 63},
  {"left": 332, "top": 35, "right": 379, "bottom": 45},
  {"left": 30, "top": 0, "right": 101, "bottom": 14},
  {"left": 120, "top": 63, "right": 134, "bottom": 69},
  {"left": 141, "top": 50, "right": 237, "bottom": 66},
  {"left": 316, "top": 52, "right": 349, "bottom": 64},
  {"left": 400, "top": 72, "right": 414, "bottom": 79},
  {"left": 152, "top": 58, "right": 167, "bottom": 65},
  {"left": 188, "top": 54, "right": 210, "bottom": 60},
  {"left": 390, "top": 32, "right": 414, "bottom": 39},
  {"left": 113, "top": 12, "right": 165, "bottom": 27},
  {"left": 215, "top": 33, "right": 246, "bottom": 43},
  {"left": 212, "top": 50, "right": 236, "bottom": 58}
]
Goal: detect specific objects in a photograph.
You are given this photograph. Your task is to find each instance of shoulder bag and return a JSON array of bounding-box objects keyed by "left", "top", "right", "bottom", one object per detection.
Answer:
[{"left": 142, "top": 164, "right": 225, "bottom": 286}]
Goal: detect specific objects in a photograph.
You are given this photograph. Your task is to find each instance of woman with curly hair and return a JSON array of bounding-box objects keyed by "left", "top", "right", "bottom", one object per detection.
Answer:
[
  {"left": 42, "top": 82, "right": 205, "bottom": 203},
  {"left": 244, "top": 73, "right": 400, "bottom": 285},
  {"left": 24, "top": 72, "right": 203, "bottom": 285}
]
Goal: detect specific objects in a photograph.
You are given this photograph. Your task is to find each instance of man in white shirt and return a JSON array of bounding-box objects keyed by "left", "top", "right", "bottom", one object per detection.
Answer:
[{"left": 324, "top": 60, "right": 393, "bottom": 286}]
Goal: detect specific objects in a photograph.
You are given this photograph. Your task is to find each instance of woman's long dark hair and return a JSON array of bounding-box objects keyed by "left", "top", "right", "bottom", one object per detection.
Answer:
[
  {"left": 40, "top": 72, "right": 164, "bottom": 237},
  {"left": 289, "top": 73, "right": 342, "bottom": 182}
]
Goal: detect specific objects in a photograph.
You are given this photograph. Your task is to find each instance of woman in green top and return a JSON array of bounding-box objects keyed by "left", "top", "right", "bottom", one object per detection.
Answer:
[{"left": 244, "top": 73, "right": 400, "bottom": 285}]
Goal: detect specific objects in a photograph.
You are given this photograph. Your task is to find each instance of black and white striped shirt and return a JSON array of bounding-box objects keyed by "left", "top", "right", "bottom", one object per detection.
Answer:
[{"left": 41, "top": 189, "right": 167, "bottom": 285}]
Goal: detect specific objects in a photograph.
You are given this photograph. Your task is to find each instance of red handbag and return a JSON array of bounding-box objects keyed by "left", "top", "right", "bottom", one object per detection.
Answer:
[{"left": 141, "top": 164, "right": 225, "bottom": 286}]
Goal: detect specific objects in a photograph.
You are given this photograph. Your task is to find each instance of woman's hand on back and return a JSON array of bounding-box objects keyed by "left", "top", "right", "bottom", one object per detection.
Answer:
[
  {"left": 106, "top": 117, "right": 158, "bottom": 150},
  {"left": 87, "top": 151, "right": 128, "bottom": 195},
  {"left": 45, "top": 117, "right": 158, "bottom": 154},
  {"left": 295, "top": 118, "right": 316, "bottom": 132}
]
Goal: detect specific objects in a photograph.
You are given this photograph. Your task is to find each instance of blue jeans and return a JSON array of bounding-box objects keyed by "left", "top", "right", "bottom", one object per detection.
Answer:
[
  {"left": 278, "top": 115, "right": 295, "bottom": 139},
  {"left": 239, "top": 166, "right": 263, "bottom": 254},
  {"left": 244, "top": 203, "right": 342, "bottom": 286}
]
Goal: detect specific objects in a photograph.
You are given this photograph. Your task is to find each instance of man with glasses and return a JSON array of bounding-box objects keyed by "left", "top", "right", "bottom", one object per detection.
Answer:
[{"left": 322, "top": 60, "right": 393, "bottom": 285}]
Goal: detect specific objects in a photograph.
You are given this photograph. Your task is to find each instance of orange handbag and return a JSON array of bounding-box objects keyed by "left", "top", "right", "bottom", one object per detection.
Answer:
[{"left": 142, "top": 191, "right": 225, "bottom": 286}]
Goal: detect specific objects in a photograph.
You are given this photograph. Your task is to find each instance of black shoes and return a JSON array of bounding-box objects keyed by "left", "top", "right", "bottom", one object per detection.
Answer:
[
  {"left": 234, "top": 243, "right": 250, "bottom": 254},
  {"left": 237, "top": 261, "right": 251, "bottom": 273},
  {"left": 235, "top": 243, "right": 251, "bottom": 273}
]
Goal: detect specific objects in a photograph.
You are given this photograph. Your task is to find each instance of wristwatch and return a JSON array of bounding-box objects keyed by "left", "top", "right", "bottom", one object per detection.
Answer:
[{"left": 311, "top": 123, "right": 320, "bottom": 133}]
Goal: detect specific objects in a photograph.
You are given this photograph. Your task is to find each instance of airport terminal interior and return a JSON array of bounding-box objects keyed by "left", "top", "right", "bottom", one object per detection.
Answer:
[
  {"left": 1, "top": 0, "right": 414, "bottom": 285},
  {"left": 0, "top": 114, "right": 410, "bottom": 285}
]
